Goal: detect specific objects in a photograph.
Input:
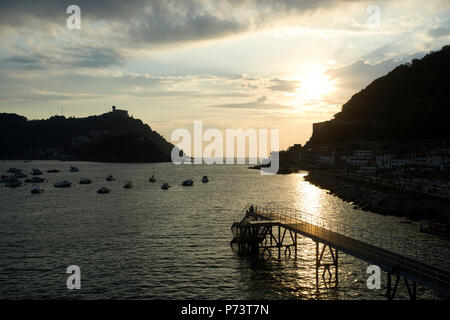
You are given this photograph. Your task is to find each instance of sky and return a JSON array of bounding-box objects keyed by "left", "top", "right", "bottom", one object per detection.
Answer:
[{"left": 0, "top": 0, "right": 449, "bottom": 150}]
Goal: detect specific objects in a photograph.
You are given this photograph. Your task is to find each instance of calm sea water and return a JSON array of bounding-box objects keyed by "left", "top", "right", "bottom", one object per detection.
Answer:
[{"left": 0, "top": 161, "right": 448, "bottom": 299}]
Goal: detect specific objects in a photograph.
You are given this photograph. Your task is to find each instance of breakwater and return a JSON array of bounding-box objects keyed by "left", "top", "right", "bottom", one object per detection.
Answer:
[{"left": 304, "top": 170, "right": 450, "bottom": 222}]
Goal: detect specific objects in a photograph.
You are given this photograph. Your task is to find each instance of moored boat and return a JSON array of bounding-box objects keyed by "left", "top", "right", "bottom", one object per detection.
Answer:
[
  {"left": 54, "top": 181, "right": 72, "bottom": 188},
  {"left": 25, "top": 177, "right": 46, "bottom": 183},
  {"left": 161, "top": 183, "right": 170, "bottom": 190},
  {"left": 79, "top": 178, "right": 92, "bottom": 184},
  {"left": 69, "top": 166, "right": 79, "bottom": 172},
  {"left": 31, "top": 168, "right": 43, "bottom": 176},
  {"left": 182, "top": 179, "right": 194, "bottom": 186},
  {"left": 0, "top": 175, "right": 13, "bottom": 182},
  {"left": 97, "top": 186, "right": 111, "bottom": 194},
  {"left": 5, "top": 178, "right": 22, "bottom": 188},
  {"left": 14, "top": 172, "right": 27, "bottom": 179},
  {"left": 123, "top": 181, "right": 134, "bottom": 189},
  {"left": 149, "top": 168, "right": 156, "bottom": 182},
  {"left": 202, "top": 176, "right": 209, "bottom": 183},
  {"left": 31, "top": 186, "right": 44, "bottom": 194},
  {"left": 47, "top": 169, "right": 59, "bottom": 173},
  {"left": 106, "top": 175, "right": 116, "bottom": 181}
]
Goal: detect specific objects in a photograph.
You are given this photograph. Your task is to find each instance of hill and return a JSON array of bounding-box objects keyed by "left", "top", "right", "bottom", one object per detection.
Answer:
[
  {"left": 307, "top": 45, "right": 450, "bottom": 145},
  {"left": 0, "top": 107, "right": 175, "bottom": 162}
]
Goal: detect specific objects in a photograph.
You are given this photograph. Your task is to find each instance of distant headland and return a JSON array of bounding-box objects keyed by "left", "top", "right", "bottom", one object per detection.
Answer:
[{"left": 0, "top": 106, "right": 175, "bottom": 163}]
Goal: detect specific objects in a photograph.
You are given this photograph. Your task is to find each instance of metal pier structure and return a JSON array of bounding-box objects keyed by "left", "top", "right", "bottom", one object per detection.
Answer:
[{"left": 231, "top": 203, "right": 450, "bottom": 300}]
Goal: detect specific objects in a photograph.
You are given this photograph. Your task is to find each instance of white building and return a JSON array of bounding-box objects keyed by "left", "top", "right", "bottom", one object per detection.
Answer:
[{"left": 342, "top": 150, "right": 373, "bottom": 167}]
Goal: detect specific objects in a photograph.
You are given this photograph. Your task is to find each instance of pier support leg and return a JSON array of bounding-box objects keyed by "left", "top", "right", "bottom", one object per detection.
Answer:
[
  {"left": 387, "top": 272, "right": 392, "bottom": 300},
  {"left": 404, "top": 278, "right": 417, "bottom": 300},
  {"left": 278, "top": 225, "right": 281, "bottom": 261},
  {"left": 386, "top": 272, "right": 401, "bottom": 300},
  {"left": 315, "top": 242, "right": 339, "bottom": 288},
  {"left": 335, "top": 250, "right": 339, "bottom": 285},
  {"left": 315, "top": 241, "right": 319, "bottom": 289},
  {"left": 294, "top": 233, "right": 297, "bottom": 260},
  {"left": 270, "top": 226, "right": 272, "bottom": 247}
]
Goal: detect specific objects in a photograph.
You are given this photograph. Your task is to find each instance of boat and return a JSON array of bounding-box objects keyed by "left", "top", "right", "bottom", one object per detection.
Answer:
[
  {"left": 202, "top": 176, "right": 209, "bottom": 183},
  {"left": 54, "top": 181, "right": 72, "bottom": 188},
  {"left": 25, "top": 177, "right": 46, "bottom": 183},
  {"left": 69, "top": 166, "right": 79, "bottom": 172},
  {"left": 79, "top": 178, "right": 92, "bottom": 184},
  {"left": 0, "top": 175, "right": 13, "bottom": 182},
  {"left": 97, "top": 186, "right": 111, "bottom": 194},
  {"left": 123, "top": 181, "right": 134, "bottom": 189},
  {"left": 31, "top": 186, "right": 44, "bottom": 194},
  {"left": 31, "top": 168, "right": 43, "bottom": 176},
  {"left": 47, "top": 169, "right": 59, "bottom": 173},
  {"left": 14, "top": 172, "right": 28, "bottom": 179},
  {"left": 182, "top": 179, "right": 194, "bottom": 186},
  {"left": 149, "top": 168, "right": 156, "bottom": 182},
  {"left": 161, "top": 183, "right": 171, "bottom": 190},
  {"left": 5, "top": 178, "right": 22, "bottom": 188},
  {"left": 106, "top": 175, "right": 116, "bottom": 181},
  {"left": 7, "top": 168, "right": 21, "bottom": 173}
]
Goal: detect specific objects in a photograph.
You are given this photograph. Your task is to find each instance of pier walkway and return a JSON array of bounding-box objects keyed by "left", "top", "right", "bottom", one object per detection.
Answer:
[{"left": 231, "top": 203, "right": 450, "bottom": 299}]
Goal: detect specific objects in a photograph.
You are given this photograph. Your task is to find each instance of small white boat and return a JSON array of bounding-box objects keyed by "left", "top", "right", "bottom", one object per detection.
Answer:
[
  {"left": 123, "top": 181, "right": 134, "bottom": 189},
  {"left": 54, "top": 181, "right": 72, "bottom": 188},
  {"left": 69, "top": 166, "right": 79, "bottom": 172},
  {"left": 31, "top": 186, "right": 44, "bottom": 194},
  {"left": 202, "top": 176, "right": 209, "bottom": 183},
  {"left": 79, "top": 178, "right": 92, "bottom": 184},
  {"left": 161, "top": 183, "right": 170, "bottom": 190},
  {"left": 106, "top": 175, "right": 116, "bottom": 181},
  {"left": 97, "top": 186, "right": 111, "bottom": 194},
  {"left": 182, "top": 179, "right": 194, "bottom": 186}
]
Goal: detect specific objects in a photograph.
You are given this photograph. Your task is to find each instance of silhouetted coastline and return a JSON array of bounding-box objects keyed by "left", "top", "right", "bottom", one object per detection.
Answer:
[{"left": 0, "top": 106, "right": 176, "bottom": 163}]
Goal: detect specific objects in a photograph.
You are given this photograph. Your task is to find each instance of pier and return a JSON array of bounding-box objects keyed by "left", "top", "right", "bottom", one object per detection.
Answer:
[{"left": 231, "top": 203, "right": 450, "bottom": 299}]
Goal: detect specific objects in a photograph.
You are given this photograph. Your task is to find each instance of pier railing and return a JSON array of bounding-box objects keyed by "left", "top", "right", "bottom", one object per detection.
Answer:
[{"left": 234, "top": 202, "right": 450, "bottom": 271}]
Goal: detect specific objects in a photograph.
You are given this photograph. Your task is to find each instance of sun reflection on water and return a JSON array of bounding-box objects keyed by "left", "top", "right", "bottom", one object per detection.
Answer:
[{"left": 293, "top": 172, "right": 326, "bottom": 218}]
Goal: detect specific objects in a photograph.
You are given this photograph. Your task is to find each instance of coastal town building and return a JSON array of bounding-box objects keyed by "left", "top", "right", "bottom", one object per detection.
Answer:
[
  {"left": 341, "top": 150, "right": 373, "bottom": 168},
  {"left": 319, "top": 151, "right": 335, "bottom": 165}
]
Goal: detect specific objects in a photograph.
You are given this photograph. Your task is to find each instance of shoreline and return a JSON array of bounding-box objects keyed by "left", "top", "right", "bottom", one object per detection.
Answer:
[{"left": 304, "top": 170, "right": 450, "bottom": 223}]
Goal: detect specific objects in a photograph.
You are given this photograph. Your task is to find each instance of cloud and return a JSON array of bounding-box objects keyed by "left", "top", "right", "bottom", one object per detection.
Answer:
[
  {"left": 267, "top": 78, "right": 301, "bottom": 92},
  {"left": 427, "top": 25, "right": 450, "bottom": 39},
  {"left": 2, "top": 46, "right": 124, "bottom": 70},
  {"left": 211, "top": 95, "right": 291, "bottom": 110},
  {"left": 324, "top": 51, "right": 426, "bottom": 91},
  {"left": 0, "top": 0, "right": 350, "bottom": 46}
]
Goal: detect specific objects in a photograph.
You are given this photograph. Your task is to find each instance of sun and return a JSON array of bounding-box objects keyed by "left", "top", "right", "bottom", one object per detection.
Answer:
[
  {"left": 284, "top": 70, "right": 334, "bottom": 105},
  {"left": 299, "top": 72, "right": 334, "bottom": 99}
]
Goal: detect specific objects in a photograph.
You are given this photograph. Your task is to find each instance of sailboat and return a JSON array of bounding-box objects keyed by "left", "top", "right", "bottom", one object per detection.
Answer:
[{"left": 149, "top": 167, "right": 156, "bottom": 183}]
